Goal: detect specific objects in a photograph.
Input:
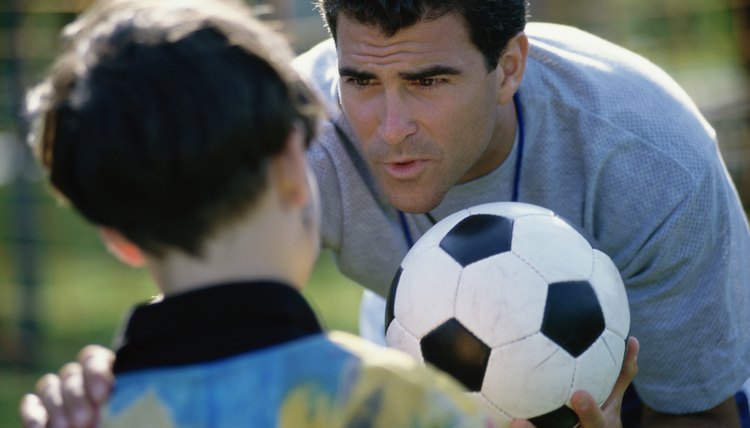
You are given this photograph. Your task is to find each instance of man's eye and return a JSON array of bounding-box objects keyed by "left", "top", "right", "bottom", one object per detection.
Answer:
[
  {"left": 419, "top": 78, "right": 436, "bottom": 87},
  {"left": 410, "top": 77, "right": 444, "bottom": 88},
  {"left": 349, "top": 77, "right": 371, "bottom": 87}
]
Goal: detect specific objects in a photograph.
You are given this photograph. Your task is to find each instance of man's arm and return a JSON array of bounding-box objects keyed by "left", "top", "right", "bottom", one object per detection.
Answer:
[{"left": 641, "top": 398, "right": 741, "bottom": 428}]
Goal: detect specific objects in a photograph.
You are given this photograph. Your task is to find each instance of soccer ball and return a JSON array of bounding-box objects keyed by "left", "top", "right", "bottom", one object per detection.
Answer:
[{"left": 385, "top": 202, "right": 630, "bottom": 427}]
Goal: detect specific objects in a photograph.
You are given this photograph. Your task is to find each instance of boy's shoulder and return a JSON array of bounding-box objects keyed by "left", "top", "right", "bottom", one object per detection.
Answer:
[
  {"left": 102, "top": 330, "right": 504, "bottom": 427},
  {"left": 320, "top": 330, "right": 505, "bottom": 427}
]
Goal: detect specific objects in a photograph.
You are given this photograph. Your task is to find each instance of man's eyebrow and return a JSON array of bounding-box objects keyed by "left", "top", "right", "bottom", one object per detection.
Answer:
[
  {"left": 338, "top": 67, "right": 377, "bottom": 80},
  {"left": 338, "top": 65, "right": 462, "bottom": 81},
  {"left": 399, "top": 65, "right": 462, "bottom": 80}
]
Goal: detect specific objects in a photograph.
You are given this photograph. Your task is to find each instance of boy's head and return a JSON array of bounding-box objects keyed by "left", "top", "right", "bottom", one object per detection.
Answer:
[
  {"left": 316, "top": 0, "right": 528, "bottom": 70},
  {"left": 26, "top": 0, "right": 322, "bottom": 259}
]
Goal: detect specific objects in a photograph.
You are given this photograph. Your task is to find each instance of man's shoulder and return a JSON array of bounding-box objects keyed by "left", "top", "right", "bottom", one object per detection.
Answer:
[
  {"left": 525, "top": 22, "right": 636, "bottom": 60},
  {"left": 293, "top": 38, "right": 340, "bottom": 113},
  {"left": 293, "top": 38, "right": 336, "bottom": 83},
  {"left": 524, "top": 22, "right": 670, "bottom": 89},
  {"left": 522, "top": 22, "right": 713, "bottom": 154}
]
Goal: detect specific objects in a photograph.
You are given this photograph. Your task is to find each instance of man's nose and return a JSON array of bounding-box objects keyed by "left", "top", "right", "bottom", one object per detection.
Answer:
[{"left": 378, "top": 90, "right": 418, "bottom": 145}]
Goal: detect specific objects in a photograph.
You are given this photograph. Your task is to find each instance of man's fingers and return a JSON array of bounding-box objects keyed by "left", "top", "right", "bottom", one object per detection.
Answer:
[
  {"left": 60, "top": 362, "right": 96, "bottom": 428},
  {"left": 36, "top": 373, "right": 70, "bottom": 428},
  {"left": 21, "top": 346, "right": 112, "bottom": 428},
  {"left": 571, "top": 390, "right": 606, "bottom": 427},
  {"left": 78, "top": 345, "right": 115, "bottom": 404},
  {"left": 566, "top": 336, "right": 640, "bottom": 427},
  {"left": 606, "top": 336, "right": 639, "bottom": 409},
  {"left": 20, "top": 393, "right": 48, "bottom": 428}
]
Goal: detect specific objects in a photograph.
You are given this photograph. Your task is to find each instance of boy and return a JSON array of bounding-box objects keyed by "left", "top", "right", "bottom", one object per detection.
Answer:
[{"left": 21, "top": 0, "right": 502, "bottom": 426}]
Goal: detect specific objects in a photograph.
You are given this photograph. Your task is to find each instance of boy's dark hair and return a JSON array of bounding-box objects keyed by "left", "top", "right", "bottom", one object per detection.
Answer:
[
  {"left": 316, "top": 0, "right": 528, "bottom": 70},
  {"left": 26, "top": 0, "right": 322, "bottom": 258}
]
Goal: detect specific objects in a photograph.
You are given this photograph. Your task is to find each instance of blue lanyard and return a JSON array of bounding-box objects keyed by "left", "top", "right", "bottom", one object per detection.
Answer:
[{"left": 399, "top": 92, "right": 525, "bottom": 248}]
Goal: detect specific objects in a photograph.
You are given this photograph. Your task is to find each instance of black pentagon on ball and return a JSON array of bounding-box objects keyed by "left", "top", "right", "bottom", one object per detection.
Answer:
[
  {"left": 384, "top": 268, "right": 402, "bottom": 333},
  {"left": 420, "top": 318, "right": 490, "bottom": 392},
  {"left": 540, "top": 281, "right": 605, "bottom": 357},
  {"left": 439, "top": 214, "right": 514, "bottom": 267},
  {"left": 528, "top": 405, "right": 580, "bottom": 428}
]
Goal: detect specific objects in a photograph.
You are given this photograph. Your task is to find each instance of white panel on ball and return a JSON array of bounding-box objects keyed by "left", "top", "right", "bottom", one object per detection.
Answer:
[
  {"left": 602, "top": 329, "right": 628, "bottom": 371},
  {"left": 511, "top": 215, "right": 594, "bottom": 283},
  {"left": 590, "top": 250, "right": 631, "bottom": 338},
  {"left": 455, "top": 252, "right": 548, "bottom": 348},
  {"left": 470, "top": 392, "right": 514, "bottom": 427},
  {"left": 570, "top": 334, "right": 623, "bottom": 406},
  {"left": 394, "top": 246, "right": 462, "bottom": 337},
  {"left": 468, "top": 201, "right": 554, "bottom": 219},
  {"left": 385, "top": 320, "right": 424, "bottom": 363},
  {"left": 484, "top": 334, "right": 576, "bottom": 418}
]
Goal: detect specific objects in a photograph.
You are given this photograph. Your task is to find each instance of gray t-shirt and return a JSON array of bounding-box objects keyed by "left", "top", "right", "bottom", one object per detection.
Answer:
[{"left": 293, "top": 23, "right": 750, "bottom": 413}]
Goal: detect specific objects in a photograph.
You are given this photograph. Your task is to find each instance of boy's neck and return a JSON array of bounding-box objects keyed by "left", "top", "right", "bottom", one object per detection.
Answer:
[
  {"left": 146, "top": 192, "right": 314, "bottom": 296},
  {"left": 148, "top": 244, "right": 300, "bottom": 297}
]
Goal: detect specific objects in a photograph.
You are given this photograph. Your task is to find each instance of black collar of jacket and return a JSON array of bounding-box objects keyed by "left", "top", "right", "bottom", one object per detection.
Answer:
[{"left": 112, "top": 281, "right": 323, "bottom": 374}]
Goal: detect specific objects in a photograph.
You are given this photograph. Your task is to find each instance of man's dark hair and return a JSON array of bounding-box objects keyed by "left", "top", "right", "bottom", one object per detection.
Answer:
[
  {"left": 26, "top": 0, "right": 322, "bottom": 257},
  {"left": 317, "top": 0, "right": 528, "bottom": 70}
]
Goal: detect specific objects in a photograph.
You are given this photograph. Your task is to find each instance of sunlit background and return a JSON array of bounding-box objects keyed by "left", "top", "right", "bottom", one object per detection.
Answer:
[{"left": 1, "top": 0, "right": 748, "bottom": 425}]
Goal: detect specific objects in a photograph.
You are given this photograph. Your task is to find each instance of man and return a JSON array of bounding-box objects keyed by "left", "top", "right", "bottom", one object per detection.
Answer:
[
  {"left": 17, "top": 0, "right": 510, "bottom": 426},
  {"left": 22, "top": 0, "right": 748, "bottom": 427},
  {"left": 296, "top": 1, "right": 749, "bottom": 426}
]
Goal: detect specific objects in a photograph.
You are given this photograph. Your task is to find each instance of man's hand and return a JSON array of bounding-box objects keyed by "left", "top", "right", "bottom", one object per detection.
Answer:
[
  {"left": 20, "top": 345, "right": 115, "bottom": 428},
  {"left": 510, "top": 336, "right": 640, "bottom": 428}
]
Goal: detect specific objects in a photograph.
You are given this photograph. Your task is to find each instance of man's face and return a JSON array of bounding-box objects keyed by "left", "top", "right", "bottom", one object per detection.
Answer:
[{"left": 336, "top": 13, "right": 514, "bottom": 213}]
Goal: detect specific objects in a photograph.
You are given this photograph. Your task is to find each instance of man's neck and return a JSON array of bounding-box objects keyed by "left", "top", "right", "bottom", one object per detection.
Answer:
[{"left": 457, "top": 99, "right": 518, "bottom": 184}]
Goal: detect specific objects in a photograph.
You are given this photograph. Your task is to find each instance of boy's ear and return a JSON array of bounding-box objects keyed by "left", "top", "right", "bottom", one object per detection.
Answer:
[
  {"left": 496, "top": 32, "right": 529, "bottom": 105},
  {"left": 272, "top": 125, "right": 310, "bottom": 209},
  {"left": 99, "top": 227, "right": 146, "bottom": 267}
]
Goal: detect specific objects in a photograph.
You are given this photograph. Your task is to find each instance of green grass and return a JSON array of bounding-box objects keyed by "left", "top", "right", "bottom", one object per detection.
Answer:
[{"left": 0, "top": 180, "right": 362, "bottom": 426}]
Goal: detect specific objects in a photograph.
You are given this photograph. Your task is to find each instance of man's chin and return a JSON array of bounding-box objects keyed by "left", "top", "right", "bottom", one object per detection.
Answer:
[{"left": 387, "top": 193, "right": 443, "bottom": 214}]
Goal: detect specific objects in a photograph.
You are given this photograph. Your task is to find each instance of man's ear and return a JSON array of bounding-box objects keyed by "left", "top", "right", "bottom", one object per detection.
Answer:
[
  {"left": 99, "top": 227, "right": 146, "bottom": 267},
  {"left": 496, "top": 32, "right": 529, "bottom": 105},
  {"left": 272, "top": 125, "right": 310, "bottom": 210}
]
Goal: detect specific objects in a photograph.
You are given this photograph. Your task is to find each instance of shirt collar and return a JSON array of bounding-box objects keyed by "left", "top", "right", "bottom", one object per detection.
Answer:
[{"left": 113, "top": 281, "right": 323, "bottom": 374}]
